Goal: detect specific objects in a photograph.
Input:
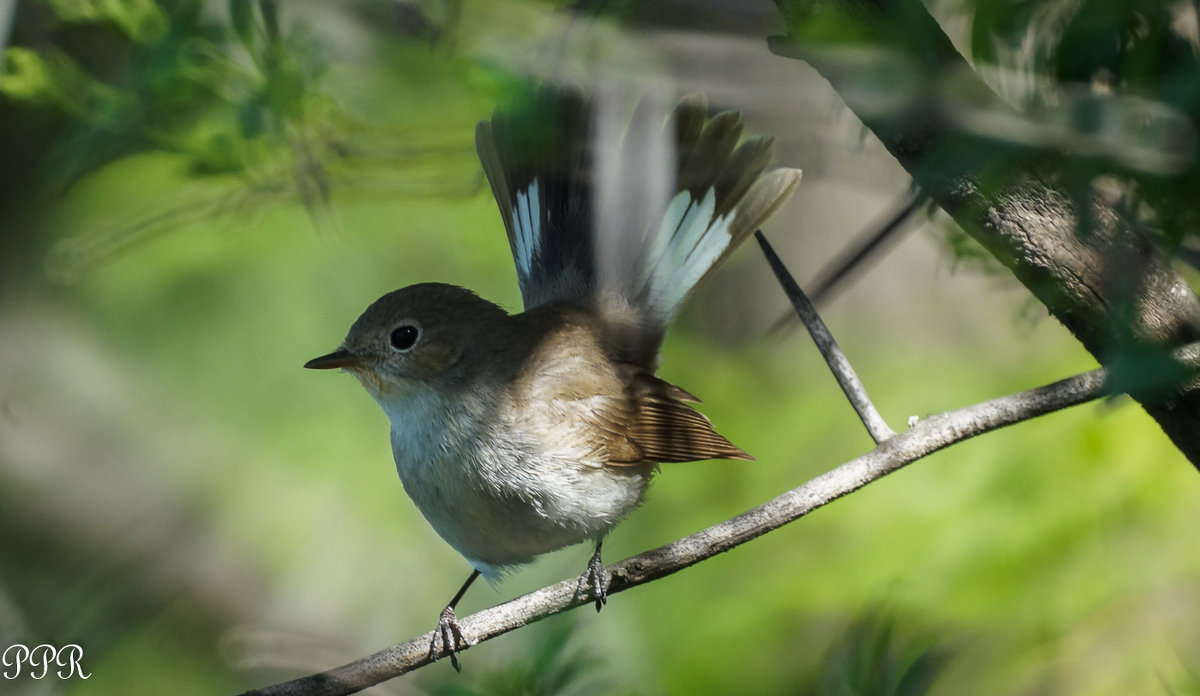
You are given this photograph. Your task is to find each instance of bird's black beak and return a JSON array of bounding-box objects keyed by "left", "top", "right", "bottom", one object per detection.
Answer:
[{"left": 304, "top": 349, "right": 365, "bottom": 370}]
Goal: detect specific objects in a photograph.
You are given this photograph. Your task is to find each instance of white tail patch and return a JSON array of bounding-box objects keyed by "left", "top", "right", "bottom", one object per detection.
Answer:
[
  {"left": 513, "top": 182, "right": 541, "bottom": 281},
  {"left": 644, "top": 188, "right": 734, "bottom": 323}
]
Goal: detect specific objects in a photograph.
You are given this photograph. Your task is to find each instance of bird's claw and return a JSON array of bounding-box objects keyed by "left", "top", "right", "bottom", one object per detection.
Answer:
[
  {"left": 577, "top": 547, "right": 608, "bottom": 612},
  {"left": 429, "top": 605, "right": 473, "bottom": 672}
]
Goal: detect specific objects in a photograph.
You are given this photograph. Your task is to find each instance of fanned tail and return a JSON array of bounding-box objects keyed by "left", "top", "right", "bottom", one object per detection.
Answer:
[
  {"left": 476, "top": 88, "right": 800, "bottom": 363},
  {"left": 476, "top": 91, "right": 596, "bottom": 310}
]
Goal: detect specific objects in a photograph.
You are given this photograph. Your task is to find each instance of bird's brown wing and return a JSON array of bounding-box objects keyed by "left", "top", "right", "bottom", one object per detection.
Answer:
[
  {"left": 604, "top": 372, "right": 753, "bottom": 466},
  {"left": 508, "top": 316, "right": 752, "bottom": 467}
]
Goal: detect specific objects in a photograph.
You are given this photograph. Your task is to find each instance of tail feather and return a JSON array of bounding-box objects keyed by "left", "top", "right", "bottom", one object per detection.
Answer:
[
  {"left": 678, "top": 110, "right": 743, "bottom": 200},
  {"left": 646, "top": 187, "right": 725, "bottom": 323},
  {"left": 715, "top": 136, "right": 775, "bottom": 218},
  {"left": 476, "top": 92, "right": 596, "bottom": 310},
  {"left": 476, "top": 87, "right": 800, "bottom": 360}
]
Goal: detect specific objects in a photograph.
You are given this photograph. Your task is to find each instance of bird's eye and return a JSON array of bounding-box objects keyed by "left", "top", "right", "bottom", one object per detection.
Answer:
[{"left": 389, "top": 325, "right": 420, "bottom": 352}]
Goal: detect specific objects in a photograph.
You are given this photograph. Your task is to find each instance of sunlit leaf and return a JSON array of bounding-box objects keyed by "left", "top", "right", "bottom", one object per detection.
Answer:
[
  {"left": 44, "top": 0, "right": 168, "bottom": 43},
  {"left": 0, "top": 47, "right": 105, "bottom": 115}
]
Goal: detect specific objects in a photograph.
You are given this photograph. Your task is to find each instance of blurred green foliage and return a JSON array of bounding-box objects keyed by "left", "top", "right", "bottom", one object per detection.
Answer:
[
  {"left": 967, "top": 0, "right": 1200, "bottom": 255},
  {"left": 0, "top": 0, "right": 332, "bottom": 184},
  {"left": 2, "top": 1, "right": 1200, "bottom": 696},
  {"left": 815, "top": 604, "right": 952, "bottom": 696},
  {"left": 0, "top": 0, "right": 486, "bottom": 283}
]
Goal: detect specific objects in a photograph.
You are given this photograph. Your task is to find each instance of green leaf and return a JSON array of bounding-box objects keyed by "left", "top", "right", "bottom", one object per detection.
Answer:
[
  {"left": 0, "top": 47, "right": 99, "bottom": 115},
  {"left": 44, "top": 0, "right": 168, "bottom": 43}
]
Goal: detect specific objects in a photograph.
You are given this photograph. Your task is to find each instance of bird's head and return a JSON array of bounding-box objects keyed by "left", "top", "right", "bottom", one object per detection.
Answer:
[{"left": 305, "top": 282, "right": 510, "bottom": 405}]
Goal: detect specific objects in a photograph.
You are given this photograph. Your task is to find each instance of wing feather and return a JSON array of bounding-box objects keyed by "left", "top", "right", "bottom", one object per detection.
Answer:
[
  {"left": 511, "top": 316, "right": 751, "bottom": 468},
  {"left": 610, "top": 373, "right": 752, "bottom": 465}
]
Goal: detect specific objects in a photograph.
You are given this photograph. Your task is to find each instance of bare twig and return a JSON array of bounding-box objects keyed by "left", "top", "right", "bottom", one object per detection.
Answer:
[
  {"left": 808, "top": 192, "right": 925, "bottom": 306},
  {"left": 769, "top": 191, "right": 925, "bottom": 336},
  {"left": 756, "top": 230, "right": 896, "bottom": 443},
  {"left": 238, "top": 356, "right": 1136, "bottom": 696}
]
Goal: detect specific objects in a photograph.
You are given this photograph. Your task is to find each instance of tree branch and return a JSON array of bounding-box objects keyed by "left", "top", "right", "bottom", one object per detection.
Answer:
[
  {"left": 238, "top": 356, "right": 1137, "bottom": 696},
  {"left": 756, "top": 230, "right": 896, "bottom": 443},
  {"left": 768, "top": 0, "right": 1200, "bottom": 468}
]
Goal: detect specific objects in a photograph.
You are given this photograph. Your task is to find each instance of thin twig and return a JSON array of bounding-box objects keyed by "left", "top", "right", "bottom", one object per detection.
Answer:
[
  {"left": 769, "top": 191, "right": 926, "bottom": 336},
  {"left": 809, "top": 192, "right": 926, "bottom": 306},
  {"left": 756, "top": 230, "right": 896, "bottom": 443},
  {"left": 238, "top": 356, "right": 1134, "bottom": 696}
]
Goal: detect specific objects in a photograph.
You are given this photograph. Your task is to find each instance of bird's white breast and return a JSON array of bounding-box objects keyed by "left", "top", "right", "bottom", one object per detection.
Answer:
[{"left": 377, "top": 385, "right": 650, "bottom": 580}]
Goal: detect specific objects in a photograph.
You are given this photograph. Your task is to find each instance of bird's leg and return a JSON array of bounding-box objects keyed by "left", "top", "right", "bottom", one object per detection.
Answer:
[
  {"left": 576, "top": 540, "right": 608, "bottom": 612},
  {"left": 429, "top": 569, "right": 479, "bottom": 672}
]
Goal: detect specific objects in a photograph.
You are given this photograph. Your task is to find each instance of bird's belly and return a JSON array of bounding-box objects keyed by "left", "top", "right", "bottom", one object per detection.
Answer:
[{"left": 393, "top": 444, "right": 652, "bottom": 577}]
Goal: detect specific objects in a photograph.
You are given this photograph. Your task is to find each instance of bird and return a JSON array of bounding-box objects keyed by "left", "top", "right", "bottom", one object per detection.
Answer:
[{"left": 305, "top": 87, "right": 800, "bottom": 668}]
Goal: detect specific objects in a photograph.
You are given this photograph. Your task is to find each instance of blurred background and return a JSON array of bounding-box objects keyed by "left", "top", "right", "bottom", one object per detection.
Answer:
[{"left": 2, "top": 1, "right": 1199, "bottom": 694}]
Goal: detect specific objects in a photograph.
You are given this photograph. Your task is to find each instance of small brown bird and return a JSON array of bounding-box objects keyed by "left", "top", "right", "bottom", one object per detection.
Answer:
[{"left": 306, "top": 89, "right": 800, "bottom": 666}]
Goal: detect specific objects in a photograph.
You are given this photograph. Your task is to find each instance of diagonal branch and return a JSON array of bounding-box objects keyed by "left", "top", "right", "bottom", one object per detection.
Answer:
[
  {"left": 757, "top": 230, "right": 896, "bottom": 443},
  {"left": 768, "top": 190, "right": 925, "bottom": 337},
  {"left": 238, "top": 353, "right": 1145, "bottom": 696},
  {"left": 807, "top": 192, "right": 925, "bottom": 307}
]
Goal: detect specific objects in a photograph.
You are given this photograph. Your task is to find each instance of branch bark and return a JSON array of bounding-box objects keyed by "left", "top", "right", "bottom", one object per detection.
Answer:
[
  {"left": 769, "top": 0, "right": 1200, "bottom": 468},
  {"left": 240, "top": 359, "right": 1122, "bottom": 696},
  {"left": 757, "top": 231, "right": 895, "bottom": 442}
]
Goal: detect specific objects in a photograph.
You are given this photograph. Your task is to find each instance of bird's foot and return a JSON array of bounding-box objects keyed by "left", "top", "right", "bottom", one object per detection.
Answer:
[
  {"left": 576, "top": 545, "right": 608, "bottom": 612},
  {"left": 428, "top": 605, "right": 473, "bottom": 672}
]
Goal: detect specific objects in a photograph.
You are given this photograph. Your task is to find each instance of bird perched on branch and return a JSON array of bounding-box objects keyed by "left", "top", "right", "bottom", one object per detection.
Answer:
[{"left": 306, "top": 87, "right": 800, "bottom": 668}]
